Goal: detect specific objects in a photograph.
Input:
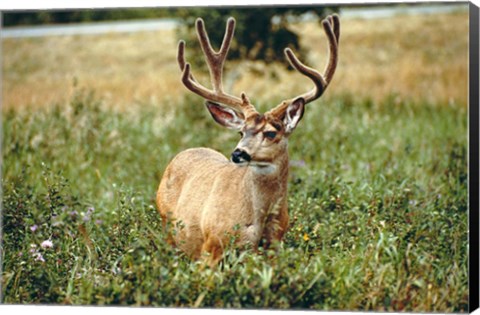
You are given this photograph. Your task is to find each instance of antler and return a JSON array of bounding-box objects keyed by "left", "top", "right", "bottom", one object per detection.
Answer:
[
  {"left": 178, "top": 17, "right": 255, "bottom": 114},
  {"left": 283, "top": 14, "right": 340, "bottom": 105}
]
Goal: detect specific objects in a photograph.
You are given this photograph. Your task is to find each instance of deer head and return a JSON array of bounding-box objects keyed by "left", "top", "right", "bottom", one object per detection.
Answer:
[{"left": 177, "top": 15, "right": 340, "bottom": 170}]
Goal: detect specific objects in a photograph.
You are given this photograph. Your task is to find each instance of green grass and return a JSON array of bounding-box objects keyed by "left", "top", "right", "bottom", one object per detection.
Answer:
[{"left": 1, "top": 90, "right": 468, "bottom": 311}]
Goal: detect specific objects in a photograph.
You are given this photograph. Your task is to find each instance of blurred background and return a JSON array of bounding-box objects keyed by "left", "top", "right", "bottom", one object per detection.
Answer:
[{"left": 1, "top": 2, "right": 469, "bottom": 111}]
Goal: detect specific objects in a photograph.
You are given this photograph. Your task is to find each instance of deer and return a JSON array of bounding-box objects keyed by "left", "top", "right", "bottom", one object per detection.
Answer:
[{"left": 156, "top": 14, "right": 340, "bottom": 267}]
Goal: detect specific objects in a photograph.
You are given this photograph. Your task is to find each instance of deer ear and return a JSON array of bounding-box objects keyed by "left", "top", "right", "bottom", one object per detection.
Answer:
[
  {"left": 283, "top": 97, "right": 305, "bottom": 134},
  {"left": 205, "top": 101, "right": 245, "bottom": 130}
]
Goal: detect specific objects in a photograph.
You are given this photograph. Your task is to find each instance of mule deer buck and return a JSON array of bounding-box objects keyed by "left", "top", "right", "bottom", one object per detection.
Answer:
[{"left": 157, "top": 14, "right": 340, "bottom": 267}]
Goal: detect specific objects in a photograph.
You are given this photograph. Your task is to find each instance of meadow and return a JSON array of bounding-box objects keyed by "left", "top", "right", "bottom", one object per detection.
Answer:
[{"left": 1, "top": 8, "right": 470, "bottom": 312}]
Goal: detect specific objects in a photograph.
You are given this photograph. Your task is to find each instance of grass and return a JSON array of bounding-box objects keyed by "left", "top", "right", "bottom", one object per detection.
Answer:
[
  {"left": 1, "top": 88, "right": 468, "bottom": 311},
  {"left": 1, "top": 7, "right": 470, "bottom": 312},
  {"left": 2, "top": 10, "right": 468, "bottom": 110}
]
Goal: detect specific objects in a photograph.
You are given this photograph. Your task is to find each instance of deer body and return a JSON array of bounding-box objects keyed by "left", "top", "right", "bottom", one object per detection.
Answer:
[
  {"left": 156, "top": 15, "right": 340, "bottom": 266},
  {"left": 157, "top": 146, "right": 289, "bottom": 263}
]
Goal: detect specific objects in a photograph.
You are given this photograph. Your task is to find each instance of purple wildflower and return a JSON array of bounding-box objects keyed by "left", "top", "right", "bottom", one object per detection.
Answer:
[
  {"left": 30, "top": 224, "right": 38, "bottom": 232},
  {"left": 82, "top": 207, "right": 95, "bottom": 222},
  {"left": 41, "top": 240, "right": 53, "bottom": 249}
]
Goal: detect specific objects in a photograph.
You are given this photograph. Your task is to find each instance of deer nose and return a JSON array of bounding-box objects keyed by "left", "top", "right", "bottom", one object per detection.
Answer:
[{"left": 231, "top": 149, "right": 251, "bottom": 163}]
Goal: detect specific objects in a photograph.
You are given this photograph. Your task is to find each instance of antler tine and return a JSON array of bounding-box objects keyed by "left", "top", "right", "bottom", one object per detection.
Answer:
[
  {"left": 283, "top": 14, "right": 340, "bottom": 105},
  {"left": 325, "top": 15, "right": 340, "bottom": 43},
  {"left": 196, "top": 17, "right": 235, "bottom": 93},
  {"left": 284, "top": 48, "right": 327, "bottom": 103},
  {"left": 177, "top": 40, "right": 196, "bottom": 82},
  {"left": 177, "top": 40, "right": 207, "bottom": 92},
  {"left": 330, "top": 14, "right": 340, "bottom": 43},
  {"left": 177, "top": 17, "right": 248, "bottom": 111},
  {"left": 322, "top": 14, "right": 339, "bottom": 83},
  {"left": 177, "top": 40, "right": 186, "bottom": 71}
]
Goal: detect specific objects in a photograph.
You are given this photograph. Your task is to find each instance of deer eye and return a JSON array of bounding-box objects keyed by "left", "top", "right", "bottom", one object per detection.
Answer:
[{"left": 264, "top": 131, "right": 277, "bottom": 140}]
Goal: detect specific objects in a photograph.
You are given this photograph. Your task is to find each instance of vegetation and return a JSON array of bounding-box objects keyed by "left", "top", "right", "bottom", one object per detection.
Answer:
[
  {"left": 2, "top": 87, "right": 468, "bottom": 311},
  {"left": 3, "top": 6, "right": 336, "bottom": 64},
  {"left": 2, "top": 11, "right": 468, "bottom": 110},
  {"left": 2, "top": 8, "right": 174, "bottom": 27},
  {"left": 1, "top": 6, "right": 469, "bottom": 312}
]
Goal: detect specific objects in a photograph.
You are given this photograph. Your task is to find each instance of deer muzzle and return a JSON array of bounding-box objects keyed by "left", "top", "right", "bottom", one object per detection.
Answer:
[{"left": 231, "top": 148, "right": 251, "bottom": 164}]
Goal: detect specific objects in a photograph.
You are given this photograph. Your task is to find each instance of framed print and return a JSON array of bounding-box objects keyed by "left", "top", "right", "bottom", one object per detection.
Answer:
[{"left": 1, "top": 0, "right": 479, "bottom": 313}]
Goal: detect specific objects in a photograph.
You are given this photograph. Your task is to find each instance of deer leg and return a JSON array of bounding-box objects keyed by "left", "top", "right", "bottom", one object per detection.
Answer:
[
  {"left": 157, "top": 205, "right": 176, "bottom": 246},
  {"left": 263, "top": 206, "right": 289, "bottom": 248},
  {"left": 201, "top": 235, "right": 224, "bottom": 268}
]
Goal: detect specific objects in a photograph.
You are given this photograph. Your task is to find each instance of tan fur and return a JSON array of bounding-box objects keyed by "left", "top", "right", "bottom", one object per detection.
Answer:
[{"left": 157, "top": 123, "right": 290, "bottom": 267}]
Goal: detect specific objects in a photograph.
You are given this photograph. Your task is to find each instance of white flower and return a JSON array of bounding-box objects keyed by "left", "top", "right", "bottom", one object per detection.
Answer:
[
  {"left": 41, "top": 240, "right": 53, "bottom": 249},
  {"left": 34, "top": 252, "right": 45, "bottom": 262}
]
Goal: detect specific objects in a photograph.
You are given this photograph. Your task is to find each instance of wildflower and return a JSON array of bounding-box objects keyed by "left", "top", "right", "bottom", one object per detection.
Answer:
[
  {"left": 34, "top": 252, "right": 45, "bottom": 262},
  {"left": 30, "top": 224, "right": 38, "bottom": 232},
  {"left": 29, "top": 244, "right": 37, "bottom": 253},
  {"left": 303, "top": 233, "right": 310, "bottom": 241},
  {"left": 95, "top": 219, "right": 103, "bottom": 225},
  {"left": 83, "top": 207, "right": 95, "bottom": 222},
  {"left": 41, "top": 240, "right": 53, "bottom": 249},
  {"left": 29, "top": 244, "right": 46, "bottom": 262}
]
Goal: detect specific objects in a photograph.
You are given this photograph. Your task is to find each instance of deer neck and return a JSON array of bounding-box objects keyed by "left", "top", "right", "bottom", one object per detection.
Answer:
[
  {"left": 244, "top": 150, "right": 289, "bottom": 211},
  {"left": 238, "top": 150, "right": 288, "bottom": 245},
  {"left": 251, "top": 154, "right": 288, "bottom": 184}
]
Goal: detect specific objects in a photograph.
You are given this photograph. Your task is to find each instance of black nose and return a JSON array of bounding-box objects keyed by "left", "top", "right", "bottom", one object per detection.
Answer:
[{"left": 231, "top": 149, "right": 251, "bottom": 163}]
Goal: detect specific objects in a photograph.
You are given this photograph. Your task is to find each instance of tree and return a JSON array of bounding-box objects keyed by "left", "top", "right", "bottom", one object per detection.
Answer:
[
  {"left": 2, "top": 8, "right": 173, "bottom": 27},
  {"left": 175, "top": 6, "right": 338, "bottom": 65}
]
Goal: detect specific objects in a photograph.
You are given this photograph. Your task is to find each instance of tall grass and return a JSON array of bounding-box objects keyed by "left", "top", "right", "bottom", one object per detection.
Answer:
[
  {"left": 2, "top": 11, "right": 468, "bottom": 111},
  {"left": 1, "top": 89, "right": 468, "bottom": 311}
]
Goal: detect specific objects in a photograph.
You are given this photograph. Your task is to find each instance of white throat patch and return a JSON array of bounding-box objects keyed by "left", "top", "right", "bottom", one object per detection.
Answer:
[
  {"left": 232, "top": 161, "right": 277, "bottom": 174},
  {"left": 249, "top": 162, "right": 277, "bottom": 174}
]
